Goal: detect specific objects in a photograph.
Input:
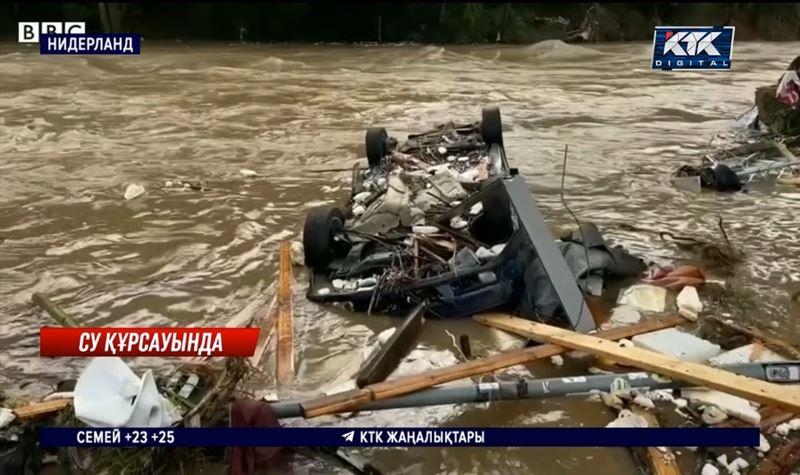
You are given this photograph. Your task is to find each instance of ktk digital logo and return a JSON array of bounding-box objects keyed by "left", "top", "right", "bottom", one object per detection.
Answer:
[{"left": 651, "top": 26, "right": 735, "bottom": 71}]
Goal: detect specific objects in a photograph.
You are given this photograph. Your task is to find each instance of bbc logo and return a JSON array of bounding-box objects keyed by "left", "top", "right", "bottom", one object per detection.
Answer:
[{"left": 19, "top": 22, "right": 86, "bottom": 43}]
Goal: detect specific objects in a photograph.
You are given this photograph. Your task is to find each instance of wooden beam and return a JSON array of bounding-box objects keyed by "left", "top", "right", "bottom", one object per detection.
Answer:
[
  {"left": 300, "top": 314, "right": 687, "bottom": 418},
  {"left": 32, "top": 293, "right": 79, "bottom": 327},
  {"left": 356, "top": 303, "right": 426, "bottom": 387},
  {"left": 14, "top": 399, "right": 71, "bottom": 420},
  {"left": 503, "top": 319, "right": 800, "bottom": 413},
  {"left": 752, "top": 439, "right": 800, "bottom": 475},
  {"left": 276, "top": 241, "right": 295, "bottom": 384},
  {"left": 250, "top": 295, "right": 278, "bottom": 368},
  {"left": 631, "top": 408, "right": 682, "bottom": 475}
]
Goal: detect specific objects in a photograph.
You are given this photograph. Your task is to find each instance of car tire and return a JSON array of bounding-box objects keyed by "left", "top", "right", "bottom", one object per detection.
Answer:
[
  {"left": 365, "top": 127, "right": 389, "bottom": 168},
  {"left": 481, "top": 105, "right": 503, "bottom": 146},
  {"left": 303, "top": 207, "right": 345, "bottom": 268}
]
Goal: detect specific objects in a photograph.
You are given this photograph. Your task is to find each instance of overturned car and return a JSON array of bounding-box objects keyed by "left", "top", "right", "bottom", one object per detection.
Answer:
[{"left": 302, "top": 106, "right": 645, "bottom": 332}]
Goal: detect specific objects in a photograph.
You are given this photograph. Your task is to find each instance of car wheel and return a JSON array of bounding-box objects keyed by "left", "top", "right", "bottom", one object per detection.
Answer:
[
  {"left": 365, "top": 127, "right": 389, "bottom": 168},
  {"left": 303, "top": 207, "right": 345, "bottom": 268},
  {"left": 481, "top": 105, "right": 503, "bottom": 146}
]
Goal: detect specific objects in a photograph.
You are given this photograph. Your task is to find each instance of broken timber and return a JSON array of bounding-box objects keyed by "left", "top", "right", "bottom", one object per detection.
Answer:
[
  {"left": 13, "top": 399, "right": 71, "bottom": 420},
  {"left": 276, "top": 241, "right": 295, "bottom": 384},
  {"left": 356, "top": 302, "right": 426, "bottom": 388},
  {"left": 32, "top": 293, "right": 79, "bottom": 327},
  {"left": 752, "top": 439, "right": 800, "bottom": 475},
  {"left": 486, "top": 317, "right": 800, "bottom": 413},
  {"left": 250, "top": 294, "right": 278, "bottom": 368},
  {"left": 631, "top": 407, "right": 682, "bottom": 475},
  {"left": 300, "top": 314, "right": 687, "bottom": 418}
]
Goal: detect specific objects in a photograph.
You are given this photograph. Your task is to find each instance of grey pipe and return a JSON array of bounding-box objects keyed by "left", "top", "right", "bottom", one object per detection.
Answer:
[{"left": 271, "top": 361, "right": 800, "bottom": 419}]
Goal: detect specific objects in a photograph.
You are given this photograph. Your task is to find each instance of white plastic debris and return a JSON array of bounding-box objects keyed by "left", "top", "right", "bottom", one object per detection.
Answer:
[
  {"left": 74, "top": 357, "right": 179, "bottom": 428},
  {"left": 412, "top": 225, "right": 439, "bottom": 234},
  {"left": 701, "top": 463, "right": 720, "bottom": 475},
  {"left": 450, "top": 216, "right": 468, "bottom": 229},
  {"left": 701, "top": 405, "right": 729, "bottom": 424},
  {"left": 606, "top": 409, "right": 648, "bottom": 428},
  {"left": 352, "top": 204, "right": 366, "bottom": 217},
  {"left": 683, "top": 389, "right": 761, "bottom": 425},
  {"left": 490, "top": 243, "right": 506, "bottom": 255},
  {"left": 631, "top": 328, "right": 721, "bottom": 363},
  {"left": 0, "top": 408, "right": 14, "bottom": 429},
  {"left": 610, "top": 305, "right": 642, "bottom": 325},
  {"left": 475, "top": 246, "right": 496, "bottom": 260},
  {"left": 123, "top": 183, "right": 145, "bottom": 200},
  {"left": 377, "top": 328, "right": 396, "bottom": 345},
  {"left": 757, "top": 433, "right": 770, "bottom": 453},
  {"left": 775, "top": 418, "right": 800, "bottom": 436},
  {"left": 677, "top": 286, "right": 703, "bottom": 321},
  {"left": 353, "top": 191, "right": 372, "bottom": 203},
  {"left": 600, "top": 392, "right": 624, "bottom": 410},
  {"left": 674, "top": 398, "right": 688, "bottom": 409},
  {"left": 457, "top": 156, "right": 470, "bottom": 162},
  {"left": 617, "top": 284, "right": 667, "bottom": 313},
  {"left": 633, "top": 394, "right": 655, "bottom": 410},
  {"left": 290, "top": 241, "right": 304, "bottom": 266},
  {"left": 727, "top": 458, "right": 748, "bottom": 473},
  {"left": 357, "top": 277, "right": 378, "bottom": 288},
  {"left": 550, "top": 355, "right": 564, "bottom": 367},
  {"left": 709, "top": 344, "right": 789, "bottom": 366},
  {"left": 469, "top": 202, "right": 484, "bottom": 215},
  {"left": 447, "top": 155, "right": 456, "bottom": 162},
  {"left": 165, "top": 180, "right": 174, "bottom": 188},
  {"left": 332, "top": 279, "right": 346, "bottom": 290},
  {"left": 437, "top": 147, "right": 447, "bottom": 154},
  {"left": 716, "top": 454, "right": 728, "bottom": 467},
  {"left": 240, "top": 168, "right": 258, "bottom": 177},
  {"left": 317, "top": 288, "right": 331, "bottom": 296}
]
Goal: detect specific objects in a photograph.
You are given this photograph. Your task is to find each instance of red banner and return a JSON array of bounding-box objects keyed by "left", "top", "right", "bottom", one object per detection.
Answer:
[{"left": 39, "top": 327, "right": 260, "bottom": 357}]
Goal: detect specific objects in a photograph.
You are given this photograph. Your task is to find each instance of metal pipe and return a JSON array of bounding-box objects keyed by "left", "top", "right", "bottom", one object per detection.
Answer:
[{"left": 270, "top": 361, "right": 800, "bottom": 419}]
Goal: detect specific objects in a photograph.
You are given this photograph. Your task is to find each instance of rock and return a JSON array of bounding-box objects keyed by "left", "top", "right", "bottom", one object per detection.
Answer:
[
  {"left": 701, "top": 463, "right": 720, "bottom": 475},
  {"left": 683, "top": 389, "right": 761, "bottom": 425},
  {"left": 124, "top": 183, "right": 145, "bottom": 200},
  {"left": 633, "top": 394, "right": 655, "bottom": 410},
  {"left": 240, "top": 168, "right": 257, "bottom": 177},
  {"left": 290, "top": 241, "right": 304, "bottom": 266},
  {"left": 617, "top": 284, "right": 667, "bottom": 312},
  {"left": 757, "top": 433, "right": 770, "bottom": 453},
  {"left": 600, "top": 392, "right": 624, "bottom": 410},
  {"left": 701, "top": 406, "right": 729, "bottom": 425},
  {"left": 0, "top": 407, "right": 15, "bottom": 428},
  {"left": 709, "top": 344, "right": 789, "bottom": 366},
  {"left": 550, "top": 355, "right": 564, "bottom": 367},
  {"left": 677, "top": 286, "right": 703, "bottom": 320},
  {"left": 610, "top": 305, "right": 642, "bottom": 325},
  {"left": 631, "top": 328, "right": 721, "bottom": 362}
]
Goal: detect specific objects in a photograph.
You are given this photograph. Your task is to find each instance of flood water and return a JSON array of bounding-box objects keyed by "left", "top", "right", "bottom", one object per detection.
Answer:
[{"left": 1, "top": 41, "right": 799, "bottom": 474}]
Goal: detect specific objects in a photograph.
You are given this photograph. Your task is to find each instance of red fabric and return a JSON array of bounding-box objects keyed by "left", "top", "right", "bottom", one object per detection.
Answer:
[{"left": 228, "top": 399, "right": 291, "bottom": 475}]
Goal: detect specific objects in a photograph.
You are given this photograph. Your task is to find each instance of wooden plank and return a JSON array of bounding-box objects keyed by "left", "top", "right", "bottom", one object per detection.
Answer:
[
  {"left": 250, "top": 295, "right": 278, "bottom": 368},
  {"left": 706, "top": 315, "right": 800, "bottom": 359},
  {"left": 507, "top": 319, "right": 800, "bottom": 413},
  {"left": 630, "top": 408, "right": 682, "bottom": 475},
  {"left": 356, "top": 303, "right": 426, "bottom": 387},
  {"left": 32, "top": 293, "right": 79, "bottom": 327},
  {"left": 716, "top": 406, "right": 796, "bottom": 431},
  {"left": 752, "top": 439, "right": 800, "bottom": 475},
  {"left": 276, "top": 241, "right": 295, "bottom": 384},
  {"left": 300, "top": 314, "right": 687, "bottom": 418},
  {"left": 14, "top": 399, "right": 71, "bottom": 420}
]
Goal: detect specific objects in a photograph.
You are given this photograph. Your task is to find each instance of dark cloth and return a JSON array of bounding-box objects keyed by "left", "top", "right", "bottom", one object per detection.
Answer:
[{"left": 228, "top": 399, "right": 291, "bottom": 475}]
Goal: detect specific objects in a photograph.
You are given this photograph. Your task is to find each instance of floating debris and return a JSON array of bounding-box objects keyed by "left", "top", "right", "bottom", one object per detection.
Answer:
[{"left": 123, "top": 183, "right": 145, "bottom": 200}]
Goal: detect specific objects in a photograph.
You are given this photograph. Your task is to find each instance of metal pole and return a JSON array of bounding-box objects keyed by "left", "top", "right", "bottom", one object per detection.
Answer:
[{"left": 270, "top": 361, "right": 800, "bottom": 419}]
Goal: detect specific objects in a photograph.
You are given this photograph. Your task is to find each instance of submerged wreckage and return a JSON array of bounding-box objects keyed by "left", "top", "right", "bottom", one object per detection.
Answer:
[
  {"left": 3, "top": 107, "right": 800, "bottom": 475},
  {"left": 302, "top": 106, "right": 644, "bottom": 330}
]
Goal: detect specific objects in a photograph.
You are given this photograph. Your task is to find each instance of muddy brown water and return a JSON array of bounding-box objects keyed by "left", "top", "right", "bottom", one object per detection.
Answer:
[{"left": 1, "top": 41, "right": 799, "bottom": 474}]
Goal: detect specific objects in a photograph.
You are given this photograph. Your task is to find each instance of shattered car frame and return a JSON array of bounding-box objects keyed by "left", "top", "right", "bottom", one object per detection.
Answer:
[{"left": 301, "top": 106, "right": 607, "bottom": 332}]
